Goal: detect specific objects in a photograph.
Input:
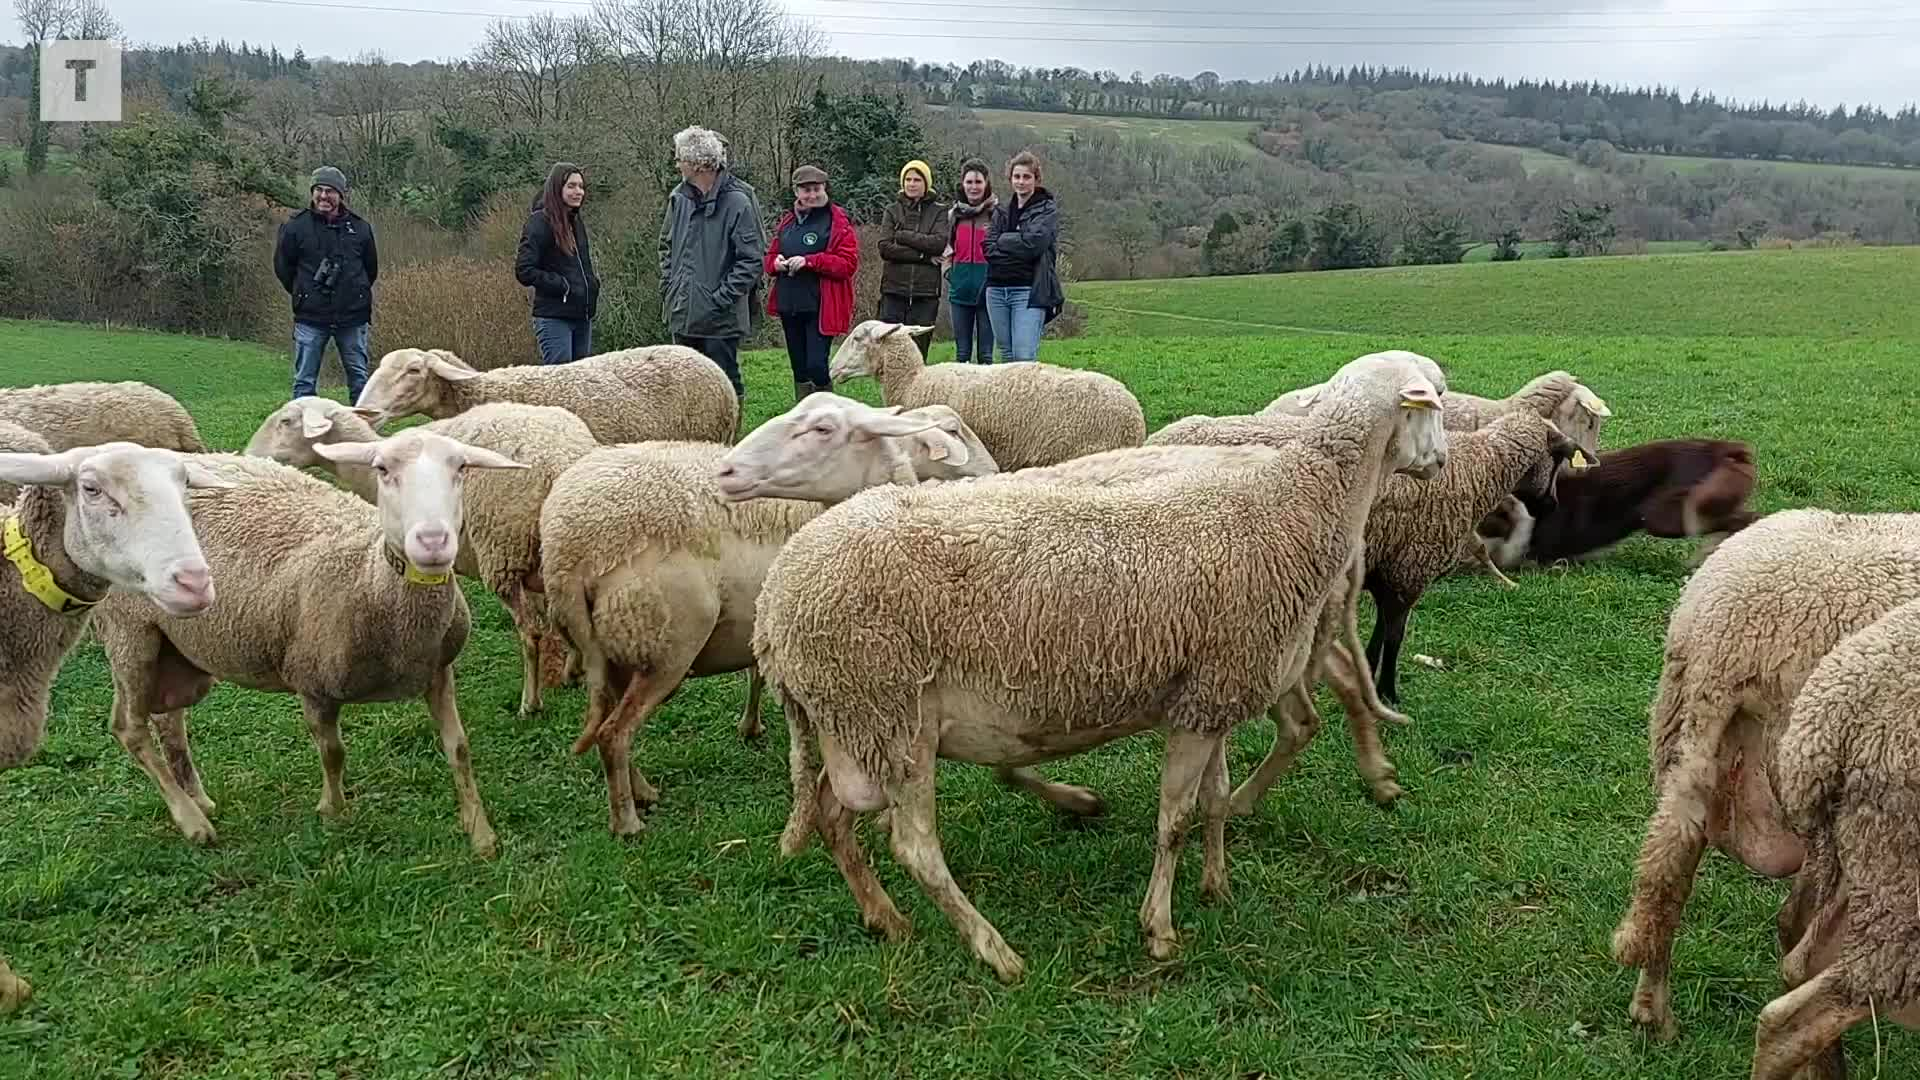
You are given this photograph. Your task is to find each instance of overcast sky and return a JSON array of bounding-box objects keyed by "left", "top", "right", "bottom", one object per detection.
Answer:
[{"left": 72, "top": 0, "right": 1920, "bottom": 110}]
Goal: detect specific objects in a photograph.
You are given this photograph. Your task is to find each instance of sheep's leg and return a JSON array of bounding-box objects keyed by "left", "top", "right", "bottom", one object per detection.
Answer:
[
  {"left": 424, "top": 665, "right": 496, "bottom": 858},
  {"left": 816, "top": 769, "right": 909, "bottom": 940},
  {"left": 108, "top": 690, "right": 215, "bottom": 845},
  {"left": 1320, "top": 650, "right": 1405, "bottom": 804},
  {"left": 153, "top": 709, "right": 215, "bottom": 817},
  {"left": 299, "top": 697, "right": 348, "bottom": 818},
  {"left": 993, "top": 766, "right": 1106, "bottom": 817},
  {"left": 1612, "top": 773, "right": 1722, "bottom": 1041},
  {"left": 1198, "top": 738, "right": 1230, "bottom": 901},
  {"left": 1749, "top": 969, "right": 1870, "bottom": 1080},
  {"left": 1139, "top": 728, "right": 1217, "bottom": 961},
  {"left": 1366, "top": 589, "right": 1413, "bottom": 704},
  {"left": 1228, "top": 684, "right": 1323, "bottom": 816},
  {"left": 885, "top": 723, "right": 1024, "bottom": 981},
  {"left": 597, "top": 674, "right": 651, "bottom": 837},
  {"left": 1336, "top": 562, "right": 1411, "bottom": 726},
  {"left": 778, "top": 694, "right": 819, "bottom": 856},
  {"left": 1473, "top": 542, "right": 1520, "bottom": 589},
  {"left": 0, "top": 956, "right": 28, "bottom": 1014},
  {"left": 499, "top": 581, "right": 544, "bottom": 718},
  {"left": 737, "top": 666, "right": 765, "bottom": 742}
]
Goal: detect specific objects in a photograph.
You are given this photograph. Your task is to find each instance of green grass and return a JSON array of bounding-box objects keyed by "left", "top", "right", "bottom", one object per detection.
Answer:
[
  {"left": 1460, "top": 240, "right": 1709, "bottom": 262},
  {"left": 4, "top": 246, "right": 1919, "bottom": 1077}
]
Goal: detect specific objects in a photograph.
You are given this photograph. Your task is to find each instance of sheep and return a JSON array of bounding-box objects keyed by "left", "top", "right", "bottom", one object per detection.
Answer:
[
  {"left": 0, "top": 380, "right": 207, "bottom": 453},
  {"left": 544, "top": 393, "right": 995, "bottom": 836},
  {"left": 747, "top": 350, "right": 1447, "bottom": 980},
  {"left": 1608, "top": 508, "right": 1920, "bottom": 1042},
  {"left": 1745, "top": 592, "right": 1920, "bottom": 1080},
  {"left": 242, "top": 397, "right": 600, "bottom": 716},
  {"left": 91, "top": 429, "right": 530, "bottom": 857},
  {"left": 826, "top": 319, "right": 1147, "bottom": 470},
  {"left": 352, "top": 344, "right": 739, "bottom": 445},
  {"left": 1470, "top": 437, "right": 1758, "bottom": 574},
  {"left": 1264, "top": 366, "right": 1609, "bottom": 461},
  {"left": 0, "top": 439, "right": 225, "bottom": 1014}
]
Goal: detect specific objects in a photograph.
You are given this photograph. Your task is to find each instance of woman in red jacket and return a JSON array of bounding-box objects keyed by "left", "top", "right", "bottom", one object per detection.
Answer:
[{"left": 764, "top": 164, "right": 860, "bottom": 402}]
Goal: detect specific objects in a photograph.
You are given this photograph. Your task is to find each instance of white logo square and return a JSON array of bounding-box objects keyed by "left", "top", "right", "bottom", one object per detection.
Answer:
[{"left": 40, "top": 40, "right": 121, "bottom": 123}]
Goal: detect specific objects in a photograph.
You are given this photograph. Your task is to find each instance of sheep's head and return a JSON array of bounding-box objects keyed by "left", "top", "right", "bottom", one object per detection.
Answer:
[
  {"left": 828, "top": 321, "right": 931, "bottom": 384},
  {"left": 1550, "top": 382, "right": 1610, "bottom": 463},
  {"left": 1324, "top": 350, "right": 1450, "bottom": 480},
  {"left": 354, "top": 348, "right": 482, "bottom": 427},
  {"left": 243, "top": 397, "right": 378, "bottom": 468},
  {"left": 0, "top": 443, "right": 229, "bottom": 618},
  {"left": 1502, "top": 412, "right": 1585, "bottom": 519},
  {"left": 715, "top": 392, "right": 969, "bottom": 505},
  {"left": 312, "top": 428, "right": 527, "bottom": 582}
]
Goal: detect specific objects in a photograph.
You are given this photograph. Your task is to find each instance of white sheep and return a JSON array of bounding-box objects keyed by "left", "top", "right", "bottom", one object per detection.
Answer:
[
  {"left": 0, "top": 439, "right": 225, "bottom": 1013},
  {"left": 243, "top": 397, "right": 600, "bottom": 716},
  {"left": 542, "top": 393, "right": 993, "bottom": 836},
  {"left": 827, "top": 320, "right": 1147, "bottom": 470},
  {"left": 0, "top": 380, "right": 208, "bottom": 453},
  {"left": 1266, "top": 365, "right": 1609, "bottom": 461},
  {"left": 353, "top": 344, "right": 739, "bottom": 445},
  {"left": 92, "top": 430, "right": 529, "bottom": 857},
  {"left": 1745, "top": 592, "right": 1920, "bottom": 1079},
  {"left": 1609, "top": 507, "right": 1920, "bottom": 1042},
  {"left": 747, "top": 350, "right": 1447, "bottom": 980}
]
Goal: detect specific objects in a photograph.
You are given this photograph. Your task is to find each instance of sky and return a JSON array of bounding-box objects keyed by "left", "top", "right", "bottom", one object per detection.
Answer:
[{"left": 76, "top": 0, "right": 1920, "bottom": 110}]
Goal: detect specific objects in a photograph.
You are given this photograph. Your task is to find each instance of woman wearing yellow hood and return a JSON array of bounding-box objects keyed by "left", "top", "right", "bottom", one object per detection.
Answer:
[{"left": 875, "top": 158, "right": 949, "bottom": 360}]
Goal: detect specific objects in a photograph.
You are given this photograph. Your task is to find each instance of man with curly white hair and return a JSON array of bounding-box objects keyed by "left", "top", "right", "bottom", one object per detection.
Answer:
[{"left": 659, "top": 126, "right": 765, "bottom": 404}]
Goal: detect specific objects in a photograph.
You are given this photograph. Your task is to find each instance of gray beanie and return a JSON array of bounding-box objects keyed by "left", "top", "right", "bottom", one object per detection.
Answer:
[{"left": 310, "top": 165, "right": 349, "bottom": 194}]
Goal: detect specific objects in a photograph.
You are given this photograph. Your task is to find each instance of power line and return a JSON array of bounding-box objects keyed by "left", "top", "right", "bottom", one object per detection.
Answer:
[
  {"left": 478, "top": 0, "right": 1918, "bottom": 11},
  {"left": 220, "top": 0, "right": 1920, "bottom": 42}
]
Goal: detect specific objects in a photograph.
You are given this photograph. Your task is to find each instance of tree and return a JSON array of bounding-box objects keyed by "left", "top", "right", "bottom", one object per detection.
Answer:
[
  {"left": 1401, "top": 208, "right": 1469, "bottom": 265},
  {"left": 1265, "top": 218, "right": 1309, "bottom": 272},
  {"left": 1109, "top": 203, "right": 1155, "bottom": 279},
  {"left": 1549, "top": 202, "right": 1616, "bottom": 257},
  {"left": 1310, "top": 202, "right": 1388, "bottom": 270},
  {"left": 784, "top": 86, "right": 922, "bottom": 218},
  {"left": 1491, "top": 226, "right": 1525, "bottom": 261},
  {"left": 15, "top": 0, "right": 72, "bottom": 175}
]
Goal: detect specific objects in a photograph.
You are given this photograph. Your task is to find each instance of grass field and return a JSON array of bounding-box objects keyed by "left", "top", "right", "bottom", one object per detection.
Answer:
[{"left": 4, "top": 246, "right": 1920, "bottom": 1077}]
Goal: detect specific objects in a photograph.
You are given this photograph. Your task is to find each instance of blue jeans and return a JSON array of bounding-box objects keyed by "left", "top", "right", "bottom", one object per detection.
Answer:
[
  {"left": 985, "top": 286, "right": 1043, "bottom": 362},
  {"left": 532, "top": 316, "right": 593, "bottom": 364},
  {"left": 950, "top": 301, "right": 994, "bottom": 363},
  {"left": 292, "top": 320, "right": 370, "bottom": 403}
]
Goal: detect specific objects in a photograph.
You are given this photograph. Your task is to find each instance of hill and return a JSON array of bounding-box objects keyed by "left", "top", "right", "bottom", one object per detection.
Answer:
[{"left": 4, "top": 250, "right": 1919, "bottom": 1076}]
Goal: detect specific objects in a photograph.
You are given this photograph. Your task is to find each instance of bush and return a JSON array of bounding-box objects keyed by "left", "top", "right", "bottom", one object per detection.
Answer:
[{"left": 370, "top": 255, "right": 538, "bottom": 370}]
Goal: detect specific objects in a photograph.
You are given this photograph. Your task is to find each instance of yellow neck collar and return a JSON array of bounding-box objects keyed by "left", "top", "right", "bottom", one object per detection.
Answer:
[
  {"left": 4, "top": 514, "right": 98, "bottom": 615},
  {"left": 382, "top": 543, "right": 450, "bottom": 587}
]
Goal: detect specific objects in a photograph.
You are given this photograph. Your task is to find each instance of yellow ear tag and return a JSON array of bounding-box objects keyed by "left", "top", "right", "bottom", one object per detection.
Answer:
[
  {"left": 1571, "top": 451, "right": 1588, "bottom": 468},
  {"left": 1399, "top": 398, "right": 1438, "bottom": 410}
]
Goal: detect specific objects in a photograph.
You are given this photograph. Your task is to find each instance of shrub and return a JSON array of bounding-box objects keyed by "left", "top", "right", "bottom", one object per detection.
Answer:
[{"left": 370, "top": 255, "right": 538, "bottom": 370}]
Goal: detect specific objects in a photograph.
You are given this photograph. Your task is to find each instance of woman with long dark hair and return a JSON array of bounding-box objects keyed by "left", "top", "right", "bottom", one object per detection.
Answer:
[
  {"left": 942, "top": 159, "right": 996, "bottom": 363},
  {"left": 515, "top": 162, "right": 600, "bottom": 364}
]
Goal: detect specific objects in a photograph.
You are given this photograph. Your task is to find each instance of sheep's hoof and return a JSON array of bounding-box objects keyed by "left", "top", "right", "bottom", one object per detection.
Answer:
[
  {"left": 0, "top": 971, "right": 30, "bottom": 1014},
  {"left": 1369, "top": 779, "right": 1406, "bottom": 805},
  {"left": 315, "top": 796, "right": 346, "bottom": 818},
  {"left": 975, "top": 937, "right": 1026, "bottom": 982},
  {"left": 1627, "top": 995, "right": 1678, "bottom": 1043},
  {"left": 867, "top": 907, "right": 912, "bottom": 942},
  {"left": 1226, "top": 788, "right": 1261, "bottom": 817},
  {"left": 609, "top": 813, "right": 646, "bottom": 838},
  {"left": 1055, "top": 785, "right": 1106, "bottom": 818},
  {"left": 1378, "top": 707, "right": 1413, "bottom": 726},
  {"left": 1145, "top": 929, "right": 1180, "bottom": 962},
  {"left": 1200, "top": 870, "right": 1231, "bottom": 902},
  {"left": 192, "top": 793, "right": 218, "bottom": 817},
  {"left": 736, "top": 713, "right": 764, "bottom": 742},
  {"left": 469, "top": 826, "right": 499, "bottom": 860},
  {"left": 177, "top": 814, "right": 218, "bottom": 847}
]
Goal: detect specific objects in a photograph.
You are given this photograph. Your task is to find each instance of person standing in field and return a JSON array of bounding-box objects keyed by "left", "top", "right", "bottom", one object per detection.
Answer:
[
  {"left": 941, "top": 158, "right": 996, "bottom": 364},
  {"left": 515, "top": 161, "right": 600, "bottom": 365},
  {"left": 659, "top": 126, "right": 765, "bottom": 402},
  {"left": 875, "top": 159, "right": 948, "bottom": 360},
  {"left": 274, "top": 165, "right": 378, "bottom": 403},
  {"left": 984, "top": 150, "right": 1064, "bottom": 363},
  {"left": 763, "top": 164, "right": 860, "bottom": 402}
]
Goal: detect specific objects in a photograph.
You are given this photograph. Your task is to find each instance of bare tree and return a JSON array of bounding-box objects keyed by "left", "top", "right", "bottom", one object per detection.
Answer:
[
  {"left": 325, "top": 50, "right": 411, "bottom": 194},
  {"left": 249, "top": 78, "right": 316, "bottom": 169},
  {"left": 15, "top": 0, "right": 73, "bottom": 174},
  {"left": 473, "top": 12, "right": 594, "bottom": 128}
]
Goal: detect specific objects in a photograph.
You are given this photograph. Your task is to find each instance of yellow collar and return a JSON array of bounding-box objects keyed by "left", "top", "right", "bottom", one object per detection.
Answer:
[
  {"left": 4, "top": 514, "right": 98, "bottom": 615},
  {"left": 382, "top": 543, "right": 451, "bottom": 587}
]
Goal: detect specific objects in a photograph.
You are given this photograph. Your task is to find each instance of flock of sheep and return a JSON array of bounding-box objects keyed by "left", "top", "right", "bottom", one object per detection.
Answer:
[{"left": 0, "top": 322, "right": 1906, "bottom": 1076}]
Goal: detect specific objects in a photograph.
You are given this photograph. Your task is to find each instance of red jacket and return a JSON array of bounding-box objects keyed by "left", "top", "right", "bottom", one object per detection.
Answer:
[{"left": 764, "top": 202, "right": 860, "bottom": 336}]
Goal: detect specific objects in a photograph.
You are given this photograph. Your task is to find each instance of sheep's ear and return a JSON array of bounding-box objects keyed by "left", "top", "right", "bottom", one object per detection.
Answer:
[
  {"left": 1575, "top": 386, "right": 1611, "bottom": 417},
  {"left": 0, "top": 450, "right": 75, "bottom": 487},
  {"left": 853, "top": 408, "right": 943, "bottom": 440},
  {"left": 880, "top": 322, "right": 909, "bottom": 338},
  {"left": 425, "top": 353, "right": 483, "bottom": 382},
  {"left": 313, "top": 441, "right": 377, "bottom": 466},
  {"left": 349, "top": 406, "right": 384, "bottom": 423},
  {"left": 183, "top": 460, "right": 239, "bottom": 490},
  {"left": 913, "top": 427, "right": 970, "bottom": 466},
  {"left": 460, "top": 445, "right": 530, "bottom": 471},
  {"left": 300, "top": 406, "right": 335, "bottom": 439},
  {"left": 1398, "top": 383, "right": 1441, "bottom": 410}
]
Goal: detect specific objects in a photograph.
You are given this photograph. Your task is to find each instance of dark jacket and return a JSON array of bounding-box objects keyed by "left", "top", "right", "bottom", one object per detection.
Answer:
[
  {"left": 658, "top": 169, "right": 766, "bottom": 339},
  {"left": 986, "top": 187, "right": 1064, "bottom": 320},
  {"left": 515, "top": 198, "right": 600, "bottom": 321},
  {"left": 877, "top": 192, "right": 949, "bottom": 301},
  {"left": 274, "top": 206, "right": 378, "bottom": 327}
]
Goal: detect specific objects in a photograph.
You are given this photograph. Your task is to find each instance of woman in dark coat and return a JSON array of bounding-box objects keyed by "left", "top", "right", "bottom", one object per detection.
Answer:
[
  {"left": 984, "top": 150, "right": 1064, "bottom": 362},
  {"left": 515, "top": 162, "right": 600, "bottom": 364}
]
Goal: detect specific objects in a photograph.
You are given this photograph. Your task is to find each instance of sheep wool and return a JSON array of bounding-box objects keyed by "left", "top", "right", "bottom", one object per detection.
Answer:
[
  {"left": 1610, "top": 507, "right": 1920, "bottom": 1043},
  {"left": 357, "top": 344, "right": 738, "bottom": 445},
  {"left": 828, "top": 320, "right": 1146, "bottom": 470},
  {"left": 0, "top": 380, "right": 206, "bottom": 453}
]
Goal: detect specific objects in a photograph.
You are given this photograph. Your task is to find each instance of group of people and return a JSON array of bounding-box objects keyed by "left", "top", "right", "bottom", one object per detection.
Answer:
[{"left": 271, "top": 126, "right": 1064, "bottom": 407}]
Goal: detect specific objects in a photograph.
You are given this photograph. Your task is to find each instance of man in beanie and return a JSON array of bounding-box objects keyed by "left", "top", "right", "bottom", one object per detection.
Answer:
[
  {"left": 273, "top": 165, "right": 379, "bottom": 403},
  {"left": 874, "top": 158, "right": 948, "bottom": 361}
]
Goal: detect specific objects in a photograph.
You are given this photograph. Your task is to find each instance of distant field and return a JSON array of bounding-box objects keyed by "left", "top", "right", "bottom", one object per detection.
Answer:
[
  {"left": 945, "top": 106, "right": 1264, "bottom": 156},
  {"left": 1073, "top": 246, "right": 1918, "bottom": 339},
  {"left": 7, "top": 244, "right": 1920, "bottom": 1076},
  {"left": 0, "top": 146, "right": 78, "bottom": 175}
]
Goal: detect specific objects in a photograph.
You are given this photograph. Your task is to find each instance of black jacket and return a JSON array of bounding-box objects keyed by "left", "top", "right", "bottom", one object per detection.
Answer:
[
  {"left": 986, "top": 188, "right": 1065, "bottom": 320},
  {"left": 515, "top": 200, "right": 600, "bottom": 321},
  {"left": 274, "top": 206, "right": 378, "bottom": 327}
]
